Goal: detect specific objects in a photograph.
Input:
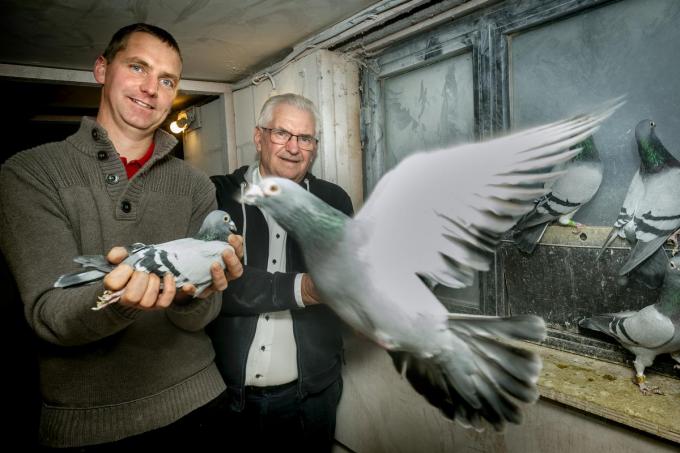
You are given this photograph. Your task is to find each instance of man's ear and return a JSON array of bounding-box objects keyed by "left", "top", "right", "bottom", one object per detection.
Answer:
[
  {"left": 253, "top": 127, "right": 263, "bottom": 153},
  {"left": 93, "top": 56, "right": 107, "bottom": 84}
]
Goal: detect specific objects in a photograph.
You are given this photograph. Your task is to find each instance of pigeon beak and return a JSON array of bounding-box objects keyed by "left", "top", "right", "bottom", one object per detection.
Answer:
[
  {"left": 242, "top": 184, "right": 264, "bottom": 205},
  {"left": 228, "top": 219, "right": 237, "bottom": 233}
]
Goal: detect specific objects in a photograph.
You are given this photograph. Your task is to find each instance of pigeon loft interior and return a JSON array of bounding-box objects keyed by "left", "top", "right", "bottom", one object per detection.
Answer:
[{"left": 2, "top": 0, "right": 679, "bottom": 451}]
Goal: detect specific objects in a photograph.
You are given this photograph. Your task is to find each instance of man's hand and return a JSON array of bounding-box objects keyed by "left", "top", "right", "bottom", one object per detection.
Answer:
[
  {"left": 103, "top": 246, "right": 176, "bottom": 310},
  {"left": 178, "top": 233, "right": 244, "bottom": 299},
  {"left": 229, "top": 233, "right": 244, "bottom": 261},
  {"left": 301, "top": 273, "right": 322, "bottom": 306},
  {"left": 102, "top": 234, "right": 245, "bottom": 309}
]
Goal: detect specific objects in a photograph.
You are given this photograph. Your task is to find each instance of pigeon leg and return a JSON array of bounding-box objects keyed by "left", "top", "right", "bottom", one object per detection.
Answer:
[
  {"left": 558, "top": 211, "right": 584, "bottom": 234},
  {"left": 92, "top": 289, "right": 124, "bottom": 311},
  {"left": 633, "top": 357, "right": 663, "bottom": 395}
]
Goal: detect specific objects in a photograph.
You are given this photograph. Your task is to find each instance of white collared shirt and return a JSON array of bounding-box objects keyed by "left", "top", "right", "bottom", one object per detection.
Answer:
[{"left": 244, "top": 167, "right": 304, "bottom": 386}]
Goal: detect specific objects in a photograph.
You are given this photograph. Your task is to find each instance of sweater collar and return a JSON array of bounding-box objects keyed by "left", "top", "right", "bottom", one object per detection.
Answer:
[{"left": 68, "top": 117, "right": 178, "bottom": 163}]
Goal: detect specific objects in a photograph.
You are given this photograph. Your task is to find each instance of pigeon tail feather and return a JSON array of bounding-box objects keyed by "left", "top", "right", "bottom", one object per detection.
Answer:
[
  {"left": 579, "top": 315, "right": 617, "bottom": 336},
  {"left": 389, "top": 314, "right": 545, "bottom": 432},
  {"left": 513, "top": 223, "right": 549, "bottom": 254},
  {"left": 53, "top": 269, "right": 107, "bottom": 288},
  {"left": 624, "top": 246, "right": 668, "bottom": 289},
  {"left": 597, "top": 227, "right": 620, "bottom": 260}
]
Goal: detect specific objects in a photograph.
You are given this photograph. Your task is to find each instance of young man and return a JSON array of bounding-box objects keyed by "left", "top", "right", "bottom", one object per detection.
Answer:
[
  {"left": 0, "top": 23, "right": 243, "bottom": 449},
  {"left": 209, "top": 93, "right": 353, "bottom": 452}
]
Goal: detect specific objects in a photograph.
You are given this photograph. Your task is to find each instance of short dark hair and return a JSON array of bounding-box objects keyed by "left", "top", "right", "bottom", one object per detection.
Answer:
[{"left": 102, "top": 23, "right": 182, "bottom": 63}]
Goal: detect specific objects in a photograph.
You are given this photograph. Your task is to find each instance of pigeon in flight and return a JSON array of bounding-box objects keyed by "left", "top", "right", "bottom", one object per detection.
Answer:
[
  {"left": 241, "top": 102, "right": 619, "bottom": 431},
  {"left": 54, "top": 210, "right": 237, "bottom": 310},
  {"left": 579, "top": 254, "right": 680, "bottom": 394},
  {"left": 512, "top": 136, "right": 604, "bottom": 254},
  {"left": 599, "top": 119, "right": 680, "bottom": 288}
]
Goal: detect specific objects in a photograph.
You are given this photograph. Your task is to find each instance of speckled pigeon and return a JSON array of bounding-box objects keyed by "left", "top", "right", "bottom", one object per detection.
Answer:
[
  {"left": 241, "top": 103, "right": 619, "bottom": 431},
  {"left": 512, "top": 136, "right": 603, "bottom": 254},
  {"left": 599, "top": 119, "right": 680, "bottom": 288},
  {"left": 54, "top": 210, "right": 237, "bottom": 310},
  {"left": 579, "top": 254, "right": 680, "bottom": 394}
]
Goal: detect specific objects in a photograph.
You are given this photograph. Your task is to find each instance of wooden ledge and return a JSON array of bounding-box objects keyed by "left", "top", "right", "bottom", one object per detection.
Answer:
[{"left": 525, "top": 342, "right": 680, "bottom": 443}]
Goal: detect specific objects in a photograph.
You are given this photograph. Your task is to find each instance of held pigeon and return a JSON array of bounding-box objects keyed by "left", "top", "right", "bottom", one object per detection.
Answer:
[
  {"left": 511, "top": 136, "right": 604, "bottom": 254},
  {"left": 599, "top": 119, "right": 680, "bottom": 288},
  {"left": 54, "top": 210, "right": 237, "bottom": 310},
  {"left": 241, "top": 102, "right": 619, "bottom": 431},
  {"left": 579, "top": 254, "right": 680, "bottom": 394}
]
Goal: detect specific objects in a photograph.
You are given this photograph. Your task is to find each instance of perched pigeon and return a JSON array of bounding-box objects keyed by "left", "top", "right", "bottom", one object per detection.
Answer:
[
  {"left": 242, "top": 103, "right": 619, "bottom": 431},
  {"left": 599, "top": 119, "right": 680, "bottom": 288},
  {"left": 579, "top": 254, "right": 680, "bottom": 394},
  {"left": 512, "top": 136, "right": 603, "bottom": 254},
  {"left": 54, "top": 210, "right": 237, "bottom": 310}
]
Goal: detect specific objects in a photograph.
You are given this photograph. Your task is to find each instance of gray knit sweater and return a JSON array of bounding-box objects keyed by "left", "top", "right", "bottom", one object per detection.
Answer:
[{"left": 0, "top": 118, "right": 226, "bottom": 447}]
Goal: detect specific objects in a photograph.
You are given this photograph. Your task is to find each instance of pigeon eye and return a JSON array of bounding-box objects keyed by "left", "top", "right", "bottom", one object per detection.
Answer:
[
  {"left": 650, "top": 121, "right": 655, "bottom": 127},
  {"left": 268, "top": 183, "right": 280, "bottom": 194},
  {"left": 223, "top": 215, "right": 229, "bottom": 222}
]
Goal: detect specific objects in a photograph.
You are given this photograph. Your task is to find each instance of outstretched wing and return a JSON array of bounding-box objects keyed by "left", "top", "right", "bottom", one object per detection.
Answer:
[{"left": 355, "top": 102, "right": 619, "bottom": 289}]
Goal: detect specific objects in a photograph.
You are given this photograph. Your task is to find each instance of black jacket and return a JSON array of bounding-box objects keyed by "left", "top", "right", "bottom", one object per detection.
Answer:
[{"left": 208, "top": 165, "right": 354, "bottom": 410}]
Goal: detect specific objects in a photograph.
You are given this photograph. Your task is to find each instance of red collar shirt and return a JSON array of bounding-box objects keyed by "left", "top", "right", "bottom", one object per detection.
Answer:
[{"left": 119, "top": 141, "right": 155, "bottom": 178}]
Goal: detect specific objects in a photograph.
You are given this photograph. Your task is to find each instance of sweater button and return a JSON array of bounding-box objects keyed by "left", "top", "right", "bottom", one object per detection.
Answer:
[
  {"left": 121, "top": 200, "right": 132, "bottom": 213},
  {"left": 106, "top": 174, "right": 119, "bottom": 184},
  {"left": 97, "top": 151, "right": 107, "bottom": 161},
  {"left": 92, "top": 129, "right": 100, "bottom": 141}
]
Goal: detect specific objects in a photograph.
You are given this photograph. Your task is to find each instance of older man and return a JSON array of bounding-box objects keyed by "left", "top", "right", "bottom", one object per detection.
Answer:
[{"left": 209, "top": 93, "right": 353, "bottom": 451}]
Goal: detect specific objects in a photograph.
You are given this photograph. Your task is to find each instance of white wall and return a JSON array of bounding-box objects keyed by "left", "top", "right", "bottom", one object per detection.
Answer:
[
  {"left": 231, "top": 49, "right": 363, "bottom": 209},
  {"left": 182, "top": 96, "right": 230, "bottom": 176}
]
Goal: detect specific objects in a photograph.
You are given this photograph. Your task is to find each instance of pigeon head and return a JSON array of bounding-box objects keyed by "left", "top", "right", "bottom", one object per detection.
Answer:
[
  {"left": 635, "top": 119, "right": 679, "bottom": 173},
  {"left": 634, "top": 119, "right": 655, "bottom": 143},
  {"left": 242, "top": 177, "right": 302, "bottom": 210},
  {"left": 243, "top": 177, "right": 311, "bottom": 223},
  {"left": 242, "top": 176, "right": 348, "bottom": 244},
  {"left": 196, "top": 209, "right": 237, "bottom": 241}
]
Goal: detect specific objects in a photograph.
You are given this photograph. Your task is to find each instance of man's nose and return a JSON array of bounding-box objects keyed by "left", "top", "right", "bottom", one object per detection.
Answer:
[
  {"left": 285, "top": 135, "right": 300, "bottom": 153},
  {"left": 140, "top": 76, "right": 158, "bottom": 96}
]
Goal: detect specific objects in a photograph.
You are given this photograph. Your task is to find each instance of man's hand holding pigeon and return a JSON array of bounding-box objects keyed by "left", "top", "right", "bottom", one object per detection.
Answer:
[{"left": 103, "top": 233, "right": 244, "bottom": 310}]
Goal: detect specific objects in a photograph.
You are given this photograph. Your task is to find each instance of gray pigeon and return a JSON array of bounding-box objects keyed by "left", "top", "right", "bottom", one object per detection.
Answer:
[
  {"left": 241, "top": 103, "right": 619, "bottom": 431},
  {"left": 579, "top": 254, "right": 680, "bottom": 394},
  {"left": 599, "top": 119, "right": 680, "bottom": 288},
  {"left": 54, "top": 210, "right": 237, "bottom": 310},
  {"left": 512, "top": 136, "right": 603, "bottom": 254}
]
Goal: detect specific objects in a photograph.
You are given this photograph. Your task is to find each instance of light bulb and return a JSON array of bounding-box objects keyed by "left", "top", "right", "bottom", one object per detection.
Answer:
[{"left": 170, "top": 111, "right": 190, "bottom": 134}]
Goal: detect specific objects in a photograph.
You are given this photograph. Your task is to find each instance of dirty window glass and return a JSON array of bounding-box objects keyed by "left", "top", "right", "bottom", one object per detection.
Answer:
[
  {"left": 381, "top": 51, "right": 478, "bottom": 311},
  {"left": 383, "top": 52, "right": 474, "bottom": 170},
  {"left": 510, "top": 0, "right": 680, "bottom": 225}
]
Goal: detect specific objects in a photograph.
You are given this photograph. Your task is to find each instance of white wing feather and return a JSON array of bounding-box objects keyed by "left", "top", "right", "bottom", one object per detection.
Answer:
[{"left": 355, "top": 105, "right": 618, "bottom": 289}]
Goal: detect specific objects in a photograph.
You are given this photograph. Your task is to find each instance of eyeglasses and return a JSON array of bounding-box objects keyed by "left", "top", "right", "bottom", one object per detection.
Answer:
[{"left": 259, "top": 127, "right": 318, "bottom": 150}]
